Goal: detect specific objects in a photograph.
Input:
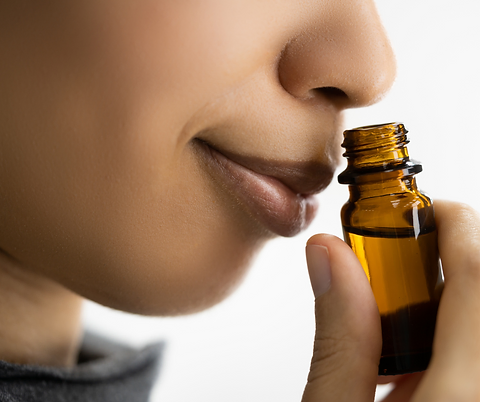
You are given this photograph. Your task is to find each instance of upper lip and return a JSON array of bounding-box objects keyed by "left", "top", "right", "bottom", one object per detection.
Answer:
[{"left": 196, "top": 139, "right": 336, "bottom": 196}]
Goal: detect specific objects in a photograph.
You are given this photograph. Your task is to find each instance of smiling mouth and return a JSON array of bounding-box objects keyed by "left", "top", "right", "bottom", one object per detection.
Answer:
[{"left": 193, "top": 139, "right": 336, "bottom": 237}]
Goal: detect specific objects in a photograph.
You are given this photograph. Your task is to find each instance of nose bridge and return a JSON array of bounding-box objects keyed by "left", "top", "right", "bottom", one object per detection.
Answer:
[{"left": 278, "top": 0, "right": 396, "bottom": 108}]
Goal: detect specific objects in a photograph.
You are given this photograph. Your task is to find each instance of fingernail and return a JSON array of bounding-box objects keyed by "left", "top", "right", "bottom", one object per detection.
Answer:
[{"left": 306, "top": 245, "right": 331, "bottom": 297}]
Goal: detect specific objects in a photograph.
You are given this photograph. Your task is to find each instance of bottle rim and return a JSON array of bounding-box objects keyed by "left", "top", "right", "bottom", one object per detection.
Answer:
[{"left": 338, "top": 122, "right": 422, "bottom": 185}]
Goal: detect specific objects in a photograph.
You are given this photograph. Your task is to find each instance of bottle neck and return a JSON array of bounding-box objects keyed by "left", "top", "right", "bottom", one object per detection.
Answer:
[
  {"left": 348, "top": 173, "right": 419, "bottom": 201},
  {"left": 338, "top": 122, "right": 422, "bottom": 185}
]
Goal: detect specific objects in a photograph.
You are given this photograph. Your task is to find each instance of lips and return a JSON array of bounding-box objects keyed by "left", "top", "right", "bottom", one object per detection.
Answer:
[{"left": 194, "top": 139, "right": 336, "bottom": 237}]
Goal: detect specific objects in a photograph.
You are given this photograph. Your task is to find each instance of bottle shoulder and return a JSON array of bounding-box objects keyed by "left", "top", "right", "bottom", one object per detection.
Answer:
[
  {"left": 341, "top": 190, "right": 435, "bottom": 232},
  {"left": 344, "top": 188, "right": 432, "bottom": 208}
]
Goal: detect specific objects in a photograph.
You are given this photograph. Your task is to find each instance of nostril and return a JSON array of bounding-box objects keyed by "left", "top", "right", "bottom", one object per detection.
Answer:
[
  {"left": 310, "top": 86, "right": 350, "bottom": 109},
  {"left": 314, "top": 86, "right": 348, "bottom": 101}
]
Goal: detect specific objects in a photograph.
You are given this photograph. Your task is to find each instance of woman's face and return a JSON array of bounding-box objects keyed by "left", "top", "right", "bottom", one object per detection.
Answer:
[{"left": 0, "top": 0, "right": 395, "bottom": 315}]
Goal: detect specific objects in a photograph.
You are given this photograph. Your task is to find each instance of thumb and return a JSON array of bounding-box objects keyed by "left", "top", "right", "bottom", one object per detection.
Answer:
[{"left": 302, "top": 234, "right": 382, "bottom": 402}]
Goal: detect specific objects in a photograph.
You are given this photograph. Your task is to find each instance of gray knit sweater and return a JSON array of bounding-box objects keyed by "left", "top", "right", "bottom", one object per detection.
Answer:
[{"left": 0, "top": 332, "right": 164, "bottom": 402}]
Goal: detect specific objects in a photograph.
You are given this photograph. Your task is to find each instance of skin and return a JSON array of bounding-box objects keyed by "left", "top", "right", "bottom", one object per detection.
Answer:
[
  {"left": 1, "top": 1, "right": 480, "bottom": 400},
  {"left": 0, "top": 1, "right": 394, "bottom": 317},
  {"left": 0, "top": 0, "right": 394, "bottom": 365}
]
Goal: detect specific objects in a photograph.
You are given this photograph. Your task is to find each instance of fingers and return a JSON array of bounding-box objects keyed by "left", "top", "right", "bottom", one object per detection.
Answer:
[
  {"left": 411, "top": 201, "right": 480, "bottom": 401},
  {"left": 302, "top": 234, "right": 381, "bottom": 402}
]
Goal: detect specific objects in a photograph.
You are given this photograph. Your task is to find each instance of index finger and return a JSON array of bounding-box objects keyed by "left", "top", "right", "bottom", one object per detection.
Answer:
[{"left": 411, "top": 200, "right": 480, "bottom": 401}]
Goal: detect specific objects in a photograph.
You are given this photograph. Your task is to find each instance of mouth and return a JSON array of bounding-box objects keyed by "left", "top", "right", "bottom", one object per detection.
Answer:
[{"left": 193, "top": 139, "right": 336, "bottom": 237}]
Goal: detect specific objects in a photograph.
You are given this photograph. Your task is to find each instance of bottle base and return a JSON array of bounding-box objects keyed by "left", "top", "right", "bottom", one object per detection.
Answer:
[{"left": 378, "top": 351, "right": 432, "bottom": 376}]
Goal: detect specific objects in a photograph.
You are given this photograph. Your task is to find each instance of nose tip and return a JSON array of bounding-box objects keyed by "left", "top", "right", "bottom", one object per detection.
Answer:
[{"left": 278, "top": 1, "right": 396, "bottom": 109}]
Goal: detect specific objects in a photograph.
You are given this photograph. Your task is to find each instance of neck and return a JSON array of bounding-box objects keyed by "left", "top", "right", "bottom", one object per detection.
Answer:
[
  {"left": 0, "top": 251, "right": 83, "bottom": 367},
  {"left": 349, "top": 175, "right": 417, "bottom": 200}
]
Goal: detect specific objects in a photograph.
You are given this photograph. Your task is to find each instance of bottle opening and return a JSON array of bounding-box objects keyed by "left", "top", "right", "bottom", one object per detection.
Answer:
[
  {"left": 338, "top": 122, "right": 422, "bottom": 184},
  {"left": 342, "top": 122, "right": 408, "bottom": 154}
]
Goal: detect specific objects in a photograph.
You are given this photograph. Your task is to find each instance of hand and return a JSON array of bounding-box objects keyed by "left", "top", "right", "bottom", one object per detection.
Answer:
[{"left": 302, "top": 200, "right": 480, "bottom": 401}]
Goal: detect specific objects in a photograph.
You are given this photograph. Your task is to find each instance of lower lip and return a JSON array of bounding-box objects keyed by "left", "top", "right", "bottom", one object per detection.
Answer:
[{"left": 195, "top": 141, "right": 318, "bottom": 237}]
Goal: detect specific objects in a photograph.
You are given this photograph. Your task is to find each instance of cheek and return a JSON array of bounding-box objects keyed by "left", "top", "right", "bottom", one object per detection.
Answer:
[
  {"left": 1, "top": 119, "right": 264, "bottom": 315},
  {"left": 80, "top": 0, "right": 285, "bottom": 120},
  {"left": 0, "top": 1, "right": 279, "bottom": 314},
  {"left": 56, "top": 148, "right": 266, "bottom": 315}
]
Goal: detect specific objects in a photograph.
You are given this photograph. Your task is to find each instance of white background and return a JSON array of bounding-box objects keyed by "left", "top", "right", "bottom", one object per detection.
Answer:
[{"left": 83, "top": 1, "right": 480, "bottom": 401}]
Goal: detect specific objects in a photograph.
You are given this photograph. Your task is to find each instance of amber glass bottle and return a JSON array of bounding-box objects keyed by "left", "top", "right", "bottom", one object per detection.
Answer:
[{"left": 338, "top": 122, "right": 443, "bottom": 375}]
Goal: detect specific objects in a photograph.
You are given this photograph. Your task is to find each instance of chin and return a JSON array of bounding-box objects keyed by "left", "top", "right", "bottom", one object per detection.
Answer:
[{"left": 72, "top": 245, "right": 263, "bottom": 317}]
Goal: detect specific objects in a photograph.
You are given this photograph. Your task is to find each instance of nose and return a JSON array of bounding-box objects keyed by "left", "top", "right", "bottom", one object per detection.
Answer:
[{"left": 278, "top": 0, "right": 396, "bottom": 109}]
